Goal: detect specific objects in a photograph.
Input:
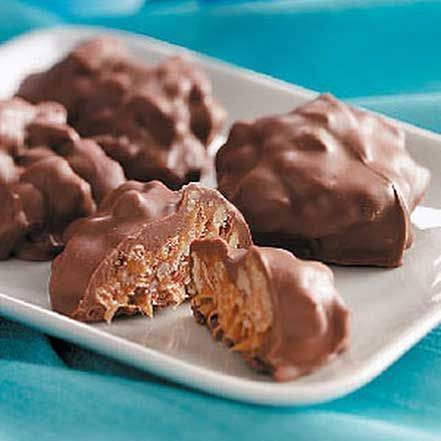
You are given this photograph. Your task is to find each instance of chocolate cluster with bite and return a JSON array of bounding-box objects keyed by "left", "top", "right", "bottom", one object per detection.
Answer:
[
  {"left": 49, "top": 181, "right": 251, "bottom": 322},
  {"left": 216, "top": 94, "right": 430, "bottom": 267}
]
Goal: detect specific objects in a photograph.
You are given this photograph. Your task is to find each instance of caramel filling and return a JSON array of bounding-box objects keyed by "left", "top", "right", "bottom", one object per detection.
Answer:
[{"left": 190, "top": 252, "right": 273, "bottom": 356}]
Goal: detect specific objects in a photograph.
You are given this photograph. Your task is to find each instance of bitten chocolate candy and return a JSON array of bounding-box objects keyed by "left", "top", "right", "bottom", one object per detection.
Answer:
[
  {"left": 49, "top": 181, "right": 252, "bottom": 323},
  {"left": 0, "top": 97, "right": 125, "bottom": 260},
  {"left": 18, "top": 37, "right": 226, "bottom": 189},
  {"left": 216, "top": 93, "right": 430, "bottom": 267},
  {"left": 189, "top": 238, "right": 349, "bottom": 381}
]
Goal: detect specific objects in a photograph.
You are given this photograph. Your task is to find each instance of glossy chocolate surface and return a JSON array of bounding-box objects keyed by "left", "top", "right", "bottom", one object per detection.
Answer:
[
  {"left": 216, "top": 93, "right": 430, "bottom": 267},
  {"left": 18, "top": 37, "right": 226, "bottom": 189}
]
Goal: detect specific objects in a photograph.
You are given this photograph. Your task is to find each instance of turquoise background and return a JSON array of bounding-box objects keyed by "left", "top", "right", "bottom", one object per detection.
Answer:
[{"left": 1, "top": 1, "right": 441, "bottom": 440}]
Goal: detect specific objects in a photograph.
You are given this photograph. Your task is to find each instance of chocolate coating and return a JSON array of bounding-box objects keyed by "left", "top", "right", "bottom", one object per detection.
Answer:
[
  {"left": 0, "top": 97, "right": 65, "bottom": 156},
  {"left": 0, "top": 98, "right": 125, "bottom": 260},
  {"left": 49, "top": 180, "right": 252, "bottom": 322},
  {"left": 190, "top": 238, "right": 349, "bottom": 381},
  {"left": 216, "top": 94, "right": 430, "bottom": 267},
  {"left": 18, "top": 37, "right": 226, "bottom": 189},
  {"left": 25, "top": 121, "right": 126, "bottom": 202}
]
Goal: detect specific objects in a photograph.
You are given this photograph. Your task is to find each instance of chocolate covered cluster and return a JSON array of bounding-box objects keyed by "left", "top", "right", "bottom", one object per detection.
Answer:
[
  {"left": 18, "top": 37, "right": 226, "bottom": 189},
  {"left": 0, "top": 97, "right": 125, "bottom": 260},
  {"left": 49, "top": 181, "right": 252, "bottom": 322},
  {"left": 216, "top": 94, "right": 430, "bottom": 267},
  {"left": 190, "top": 238, "right": 349, "bottom": 381}
]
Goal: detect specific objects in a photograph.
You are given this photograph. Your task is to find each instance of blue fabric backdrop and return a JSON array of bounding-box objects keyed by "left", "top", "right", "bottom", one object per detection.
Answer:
[{"left": 1, "top": 1, "right": 441, "bottom": 440}]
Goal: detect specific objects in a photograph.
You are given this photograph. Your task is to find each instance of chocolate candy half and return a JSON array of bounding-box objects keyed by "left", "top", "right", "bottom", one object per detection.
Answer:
[
  {"left": 189, "top": 238, "right": 349, "bottom": 381},
  {"left": 49, "top": 181, "right": 251, "bottom": 322},
  {"left": 216, "top": 94, "right": 430, "bottom": 267}
]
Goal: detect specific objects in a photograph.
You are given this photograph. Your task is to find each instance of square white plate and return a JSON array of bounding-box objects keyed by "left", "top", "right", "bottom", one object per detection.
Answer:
[{"left": 1, "top": 25, "right": 441, "bottom": 406}]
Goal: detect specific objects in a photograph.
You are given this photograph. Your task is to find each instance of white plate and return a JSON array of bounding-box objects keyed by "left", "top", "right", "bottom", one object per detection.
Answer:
[{"left": 1, "top": 25, "right": 441, "bottom": 406}]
